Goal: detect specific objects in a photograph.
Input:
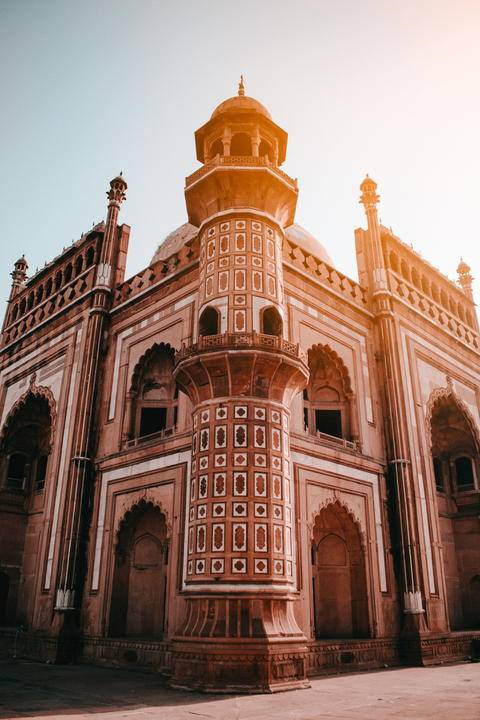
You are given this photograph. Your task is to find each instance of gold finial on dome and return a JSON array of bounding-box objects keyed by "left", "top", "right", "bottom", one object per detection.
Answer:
[{"left": 238, "top": 75, "right": 245, "bottom": 96}]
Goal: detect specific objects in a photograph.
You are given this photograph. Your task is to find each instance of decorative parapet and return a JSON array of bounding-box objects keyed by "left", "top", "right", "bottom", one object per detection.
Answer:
[
  {"left": 389, "top": 272, "right": 479, "bottom": 351},
  {"left": 112, "top": 236, "right": 199, "bottom": 307},
  {"left": 2, "top": 264, "right": 97, "bottom": 347},
  {"left": 1, "top": 229, "right": 102, "bottom": 346},
  {"left": 283, "top": 241, "right": 368, "bottom": 308},
  {"left": 185, "top": 155, "right": 298, "bottom": 190},
  {"left": 175, "top": 331, "right": 307, "bottom": 364},
  {"left": 381, "top": 228, "right": 477, "bottom": 331}
]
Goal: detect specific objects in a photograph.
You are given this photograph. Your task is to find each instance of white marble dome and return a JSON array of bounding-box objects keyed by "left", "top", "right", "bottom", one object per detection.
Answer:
[{"left": 285, "top": 224, "right": 333, "bottom": 266}]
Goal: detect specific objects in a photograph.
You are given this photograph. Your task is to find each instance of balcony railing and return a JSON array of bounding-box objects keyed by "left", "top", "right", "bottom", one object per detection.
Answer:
[
  {"left": 175, "top": 332, "right": 307, "bottom": 364},
  {"left": 125, "top": 425, "right": 177, "bottom": 448},
  {"left": 185, "top": 155, "right": 298, "bottom": 189},
  {"left": 298, "top": 427, "right": 359, "bottom": 452}
]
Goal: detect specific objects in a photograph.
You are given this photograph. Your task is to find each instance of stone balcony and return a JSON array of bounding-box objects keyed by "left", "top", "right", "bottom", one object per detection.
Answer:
[
  {"left": 185, "top": 155, "right": 298, "bottom": 190},
  {"left": 174, "top": 332, "right": 309, "bottom": 404},
  {"left": 175, "top": 331, "right": 307, "bottom": 364}
]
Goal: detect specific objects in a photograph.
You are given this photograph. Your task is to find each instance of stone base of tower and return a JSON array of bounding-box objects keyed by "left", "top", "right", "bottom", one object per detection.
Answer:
[
  {"left": 170, "top": 638, "right": 309, "bottom": 693},
  {"left": 170, "top": 596, "right": 309, "bottom": 692}
]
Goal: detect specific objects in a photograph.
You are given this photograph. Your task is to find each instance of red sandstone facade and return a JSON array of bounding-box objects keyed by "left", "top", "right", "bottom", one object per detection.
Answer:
[{"left": 0, "top": 83, "right": 479, "bottom": 691}]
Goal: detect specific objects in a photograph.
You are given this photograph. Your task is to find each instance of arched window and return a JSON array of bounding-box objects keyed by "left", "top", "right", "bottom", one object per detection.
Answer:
[
  {"left": 129, "top": 344, "right": 179, "bottom": 441},
  {"left": 36, "top": 285, "right": 44, "bottom": 304},
  {"left": 199, "top": 306, "right": 220, "bottom": 337},
  {"left": 440, "top": 289, "right": 448, "bottom": 309},
  {"left": 64, "top": 263, "right": 73, "bottom": 284},
  {"left": 209, "top": 138, "right": 223, "bottom": 158},
  {"left": 2, "top": 395, "right": 52, "bottom": 493},
  {"left": 421, "top": 275, "right": 430, "bottom": 295},
  {"left": 75, "top": 255, "right": 84, "bottom": 276},
  {"left": 400, "top": 259, "right": 410, "bottom": 281},
  {"left": 19, "top": 298, "right": 26, "bottom": 316},
  {"left": 261, "top": 306, "right": 282, "bottom": 337},
  {"left": 389, "top": 252, "right": 399, "bottom": 273},
  {"left": 54, "top": 271, "right": 63, "bottom": 291},
  {"left": 431, "top": 283, "right": 439, "bottom": 302},
  {"left": 230, "top": 132, "right": 252, "bottom": 156},
  {"left": 304, "top": 346, "right": 353, "bottom": 440},
  {"left": 86, "top": 246, "right": 95, "bottom": 266},
  {"left": 26, "top": 292, "right": 34, "bottom": 312},
  {"left": 258, "top": 139, "right": 273, "bottom": 162},
  {"left": 11, "top": 305, "right": 18, "bottom": 322},
  {"left": 45, "top": 278, "right": 53, "bottom": 298},
  {"left": 411, "top": 267, "right": 420, "bottom": 289}
]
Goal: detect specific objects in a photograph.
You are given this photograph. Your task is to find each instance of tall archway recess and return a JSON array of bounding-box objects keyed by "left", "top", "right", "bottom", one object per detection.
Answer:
[
  {"left": 0, "top": 391, "right": 53, "bottom": 624},
  {"left": 429, "top": 390, "right": 480, "bottom": 629},
  {"left": 109, "top": 501, "right": 169, "bottom": 638},
  {"left": 311, "top": 502, "right": 369, "bottom": 638}
]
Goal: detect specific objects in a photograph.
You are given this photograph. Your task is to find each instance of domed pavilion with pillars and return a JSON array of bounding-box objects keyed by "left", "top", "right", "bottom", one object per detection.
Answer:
[{"left": 0, "top": 80, "right": 479, "bottom": 691}]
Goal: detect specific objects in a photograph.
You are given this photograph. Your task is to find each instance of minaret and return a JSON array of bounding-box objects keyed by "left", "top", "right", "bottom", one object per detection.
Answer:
[
  {"left": 171, "top": 84, "right": 310, "bottom": 692},
  {"left": 10, "top": 255, "right": 28, "bottom": 298},
  {"left": 359, "top": 178, "right": 427, "bottom": 649},
  {"left": 2, "top": 256, "right": 28, "bottom": 332},
  {"left": 53, "top": 174, "right": 128, "bottom": 658},
  {"left": 457, "top": 258, "right": 479, "bottom": 331}
]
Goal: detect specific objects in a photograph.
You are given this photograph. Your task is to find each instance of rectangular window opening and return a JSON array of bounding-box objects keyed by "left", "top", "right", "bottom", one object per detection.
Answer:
[
  {"left": 140, "top": 407, "right": 167, "bottom": 437},
  {"left": 315, "top": 409, "right": 342, "bottom": 438}
]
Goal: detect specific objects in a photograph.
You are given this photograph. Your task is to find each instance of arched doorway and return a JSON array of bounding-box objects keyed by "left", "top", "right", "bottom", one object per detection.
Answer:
[
  {"left": 311, "top": 502, "right": 369, "bottom": 638},
  {"left": 428, "top": 390, "right": 480, "bottom": 629},
  {"left": 109, "top": 501, "right": 168, "bottom": 638},
  {"left": 0, "top": 390, "right": 53, "bottom": 625}
]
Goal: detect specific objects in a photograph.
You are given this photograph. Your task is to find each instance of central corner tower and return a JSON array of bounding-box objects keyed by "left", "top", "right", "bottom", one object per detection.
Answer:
[{"left": 171, "top": 83, "right": 310, "bottom": 692}]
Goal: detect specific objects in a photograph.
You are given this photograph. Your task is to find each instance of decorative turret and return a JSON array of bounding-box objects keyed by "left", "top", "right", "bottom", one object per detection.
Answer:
[
  {"left": 358, "top": 175, "right": 388, "bottom": 299},
  {"left": 107, "top": 173, "right": 128, "bottom": 207},
  {"left": 186, "top": 81, "right": 296, "bottom": 228},
  {"left": 10, "top": 255, "right": 28, "bottom": 299},
  {"left": 457, "top": 258, "right": 478, "bottom": 331},
  {"left": 457, "top": 258, "right": 474, "bottom": 297}
]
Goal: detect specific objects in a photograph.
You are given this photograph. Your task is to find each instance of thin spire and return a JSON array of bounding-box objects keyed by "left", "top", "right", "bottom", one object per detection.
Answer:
[{"left": 238, "top": 75, "right": 245, "bottom": 96}]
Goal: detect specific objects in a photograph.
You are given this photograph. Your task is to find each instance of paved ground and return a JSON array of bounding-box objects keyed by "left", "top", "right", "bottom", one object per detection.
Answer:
[{"left": 0, "top": 660, "right": 478, "bottom": 720}]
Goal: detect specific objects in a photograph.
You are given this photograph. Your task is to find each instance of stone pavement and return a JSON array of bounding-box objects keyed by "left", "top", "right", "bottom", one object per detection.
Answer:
[{"left": 0, "top": 660, "right": 478, "bottom": 720}]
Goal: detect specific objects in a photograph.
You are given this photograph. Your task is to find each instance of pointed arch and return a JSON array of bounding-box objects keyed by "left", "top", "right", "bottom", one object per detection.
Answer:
[
  {"left": 109, "top": 499, "right": 170, "bottom": 638},
  {"left": 426, "top": 382, "right": 480, "bottom": 630},
  {"left": 310, "top": 499, "right": 369, "bottom": 639},
  {"left": 304, "top": 345, "right": 357, "bottom": 442},
  {"left": 129, "top": 342, "right": 175, "bottom": 395},
  {"left": 310, "top": 497, "right": 366, "bottom": 548},
  {"left": 307, "top": 344, "right": 352, "bottom": 395},
  {"left": 114, "top": 497, "right": 171, "bottom": 540},
  {"left": 125, "top": 343, "right": 179, "bottom": 441},
  {"left": 0, "top": 381, "right": 57, "bottom": 451},
  {"left": 425, "top": 384, "right": 480, "bottom": 453}
]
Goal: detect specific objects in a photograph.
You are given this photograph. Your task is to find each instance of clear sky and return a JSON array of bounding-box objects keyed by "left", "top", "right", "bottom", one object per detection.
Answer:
[{"left": 1, "top": 0, "right": 479, "bottom": 308}]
